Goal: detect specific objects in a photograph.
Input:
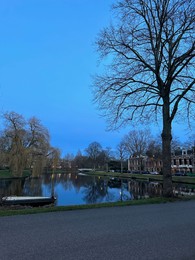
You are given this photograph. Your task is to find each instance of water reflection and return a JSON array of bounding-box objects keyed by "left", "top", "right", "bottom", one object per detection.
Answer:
[
  {"left": 0, "top": 173, "right": 194, "bottom": 206},
  {"left": 82, "top": 176, "right": 108, "bottom": 203},
  {"left": 0, "top": 178, "right": 25, "bottom": 198},
  {"left": 128, "top": 180, "right": 163, "bottom": 199}
]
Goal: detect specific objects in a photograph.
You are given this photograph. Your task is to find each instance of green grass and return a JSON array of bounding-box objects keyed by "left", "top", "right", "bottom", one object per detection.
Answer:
[
  {"left": 88, "top": 171, "right": 195, "bottom": 184},
  {"left": 0, "top": 170, "right": 12, "bottom": 178},
  {"left": 0, "top": 196, "right": 190, "bottom": 217},
  {"left": 172, "top": 176, "right": 195, "bottom": 184},
  {"left": 0, "top": 169, "right": 31, "bottom": 179},
  {"left": 187, "top": 174, "right": 195, "bottom": 177}
]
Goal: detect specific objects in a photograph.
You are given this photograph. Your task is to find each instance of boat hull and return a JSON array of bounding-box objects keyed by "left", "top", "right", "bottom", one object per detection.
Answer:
[{"left": 1, "top": 196, "right": 56, "bottom": 206}]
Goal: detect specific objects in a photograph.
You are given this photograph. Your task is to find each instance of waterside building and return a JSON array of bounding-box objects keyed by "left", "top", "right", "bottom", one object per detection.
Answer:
[{"left": 128, "top": 147, "right": 195, "bottom": 174}]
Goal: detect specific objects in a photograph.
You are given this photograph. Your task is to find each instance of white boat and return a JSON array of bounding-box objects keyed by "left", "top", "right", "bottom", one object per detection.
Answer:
[{"left": 1, "top": 196, "right": 56, "bottom": 206}]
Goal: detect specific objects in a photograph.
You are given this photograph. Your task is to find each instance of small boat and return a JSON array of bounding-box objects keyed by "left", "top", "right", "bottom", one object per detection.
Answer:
[{"left": 1, "top": 196, "right": 56, "bottom": 207}]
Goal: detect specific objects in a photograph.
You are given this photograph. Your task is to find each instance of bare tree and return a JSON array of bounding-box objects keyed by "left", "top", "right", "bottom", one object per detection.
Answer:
[
  {"left": 85, "top": 142, "right": 102, "bottom": 170},
  {"left": 62, "top": 153, "right": 75, "bottom": 169},
  {"left": 171, "top": 135, "right": 183, "bottom": 151},
  {"left": 27, "top": 117, "right": 50, "bottom": 152},
  {"left": 74, "top": 150, "right": 87, "bottom": 169},
  {"left": 124, "top": 130, "right": 151, "bottom": 157},
  {"left": 116, "top": 141, "right": 128, "bottom": 173},
  {"left": 186, "top": 134, "right": 195, "bottom": 148},
  {"left": 146, "top": 139, "right": 162, "bottom": 159},
  {"left": 98, "top": 147, "right": 113, "bottom": 171},
  {"left": 123, "top": 129, "right": 151, "bottom": 172},
  {"left": 93, "top": 0, "right": 195, "bottom": 197}
]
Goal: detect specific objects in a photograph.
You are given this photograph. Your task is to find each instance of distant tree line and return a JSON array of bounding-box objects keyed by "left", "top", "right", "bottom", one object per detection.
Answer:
[
  {"left": 62, "top": 129, "right": 194, "bottom": 174},
  {"left": 72, "top": 131, "right": 162, "bottom": 172},
  {"left": 2, "top": 111, "right": 192, "bottom": 178},
  {"left": 71, "top": 142, "right": 115, "bottom": 172}
]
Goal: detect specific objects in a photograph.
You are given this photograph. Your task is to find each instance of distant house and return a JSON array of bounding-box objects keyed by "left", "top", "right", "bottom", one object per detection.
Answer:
[
  {"left": 128, "top": 156, "right": 162, "bottom": 173},
  {"left": 128, "top": 147, "right": 195, "bottom": 174},
  {"left": 171, "top": 147, "right": 194, "bottom": 174}
]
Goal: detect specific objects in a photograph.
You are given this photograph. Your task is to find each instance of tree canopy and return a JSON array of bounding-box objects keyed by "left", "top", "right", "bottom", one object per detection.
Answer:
[{"left": 0, "top": 111, "right": 59, "bottom": 177}]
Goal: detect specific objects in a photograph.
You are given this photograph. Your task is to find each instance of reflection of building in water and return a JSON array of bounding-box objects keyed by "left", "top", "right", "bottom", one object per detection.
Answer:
[
  {"left": 128, "top": 147, "right": 195, "bottom": 174},
  {"left": 128, "top": 180, "right": 162, "bottom": 198}
]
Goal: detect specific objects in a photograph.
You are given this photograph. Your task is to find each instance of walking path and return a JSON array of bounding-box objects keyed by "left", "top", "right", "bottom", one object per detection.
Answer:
[{"left": 1, "top": 200, "right": 195, "bottom": 260}]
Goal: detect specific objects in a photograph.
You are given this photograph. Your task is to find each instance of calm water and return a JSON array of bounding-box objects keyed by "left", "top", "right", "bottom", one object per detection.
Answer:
[{"left": 0, "top": 172, "right": 194, "bottom": 206}]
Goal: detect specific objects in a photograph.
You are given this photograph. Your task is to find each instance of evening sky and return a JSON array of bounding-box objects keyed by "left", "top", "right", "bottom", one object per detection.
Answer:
[{"left": 0, "top": 0, "right": 193, "bottom": 156}]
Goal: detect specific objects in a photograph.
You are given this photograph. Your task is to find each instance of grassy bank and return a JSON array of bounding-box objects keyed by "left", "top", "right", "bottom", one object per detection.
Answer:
[
  {"left": 1, "top": 169, "right": 194, "bottom": 184},
  {"left": 0, "top": 170, "right": 31, "bottom": 179},
  {"left": 87, "top": 171, "right": 195, "bottom": 184},
  {"left": 1, "top": 196, "right": 193, "bottom": 217}
]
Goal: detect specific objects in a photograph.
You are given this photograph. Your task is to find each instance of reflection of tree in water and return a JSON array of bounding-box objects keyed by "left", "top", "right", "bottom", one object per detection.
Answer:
[
  {"left": 104, "top": 190, "right": 116, "bottom": 202},
  {"left": 74, "top": 173, "right": 96, "bottom": 192},
  {"left": 23, "top": 178, "right": 43, "bottom": 196},
  {"left": 0, "top": 179, "right": 25, "bottom": 197},
  {"left": 42, "top": 172, "right": 103, "bottom": 203},
  {"left": 42, "top": 172, "right": 81, "bottom": 197},
  {"left": 0, "top": 172, "right": 174, "bottom": 205},
  {"left": 119, "top": 182, "right": 132, "bottom": 202},
  {"left": 82, "top": 177, "right": 133, "bottom": 204},
  {"left": 107, "top": 179, "right": 132, "bottom": 202},
  {"left": 41, "top": 174, "right": 53, "bottom": 196},
  {"left": 60, "top": 174, "right": 73, "bottom": 191},
  {"left": 82, "top": 177, "right": 109, "bottom": 204}
]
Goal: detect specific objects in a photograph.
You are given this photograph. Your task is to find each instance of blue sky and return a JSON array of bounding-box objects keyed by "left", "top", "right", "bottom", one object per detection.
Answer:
[{"left": 0, "top": 0, "right": 193, "bottom": 156}]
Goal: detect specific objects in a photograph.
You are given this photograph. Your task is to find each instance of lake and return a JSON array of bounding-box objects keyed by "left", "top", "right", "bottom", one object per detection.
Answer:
[{"left": 0, "top": 172, "right": 194, "bottom": 206}]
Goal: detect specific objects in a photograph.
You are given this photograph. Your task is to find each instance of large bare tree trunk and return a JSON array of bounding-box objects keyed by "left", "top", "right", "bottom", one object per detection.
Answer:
[{"left": 162, "top": 98, "right": 173, "bottom": 197}]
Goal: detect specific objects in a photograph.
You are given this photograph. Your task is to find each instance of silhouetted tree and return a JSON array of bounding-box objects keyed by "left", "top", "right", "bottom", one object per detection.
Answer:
[
  {"left": 124, "top": 130, "right": 151, "bottom": 157},
  {"left": 116, "top": 141, "right": 128, "bottom": 173},
  {"left": 146, "top": 139, "right": 162, "bottom": 159},
  {"left": 85, "top": 142, "right": 102, "bottom": 170},
  {"left": 74, "top": 150, "right": 88, "bottom": 169},
  {"left": 93, "top": 0, "right": 195, "bottom": 197}
]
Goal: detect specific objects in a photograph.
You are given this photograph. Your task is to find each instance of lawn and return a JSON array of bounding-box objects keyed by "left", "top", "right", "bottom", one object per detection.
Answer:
[
  {"left": 0, "top": 196, "right": 190, "bottom": 217},
  {"left": 1, "top": 169, "right": 194, "bottom": 184},
  {"left": 0, "top": 170, "right": 31, "bottom": 179},
  {"left": 85, "top": 171, "right": 195, "bottom": 184}
]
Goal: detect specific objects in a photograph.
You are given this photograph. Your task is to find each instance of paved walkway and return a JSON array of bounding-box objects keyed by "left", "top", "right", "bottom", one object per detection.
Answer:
[{"left": 1, "top": 200, "right": 195, "bottom": 260}]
